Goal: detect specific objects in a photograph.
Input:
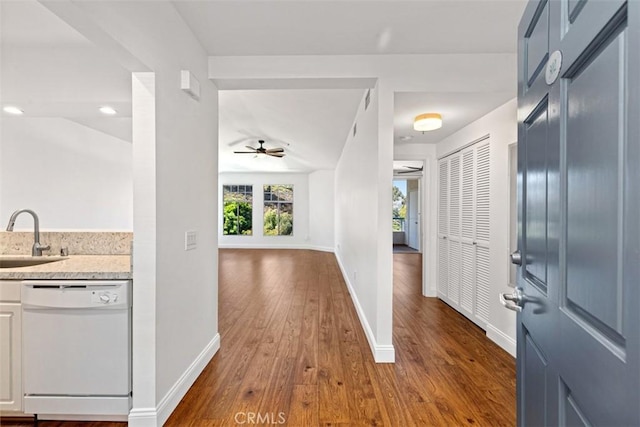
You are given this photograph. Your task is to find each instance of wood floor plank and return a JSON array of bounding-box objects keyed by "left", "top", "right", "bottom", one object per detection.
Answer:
[{"left": 287, "top": 385, "right": 318, "bottom": 426}]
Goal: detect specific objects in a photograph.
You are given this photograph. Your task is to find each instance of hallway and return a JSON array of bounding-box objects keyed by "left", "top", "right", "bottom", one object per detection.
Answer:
[{"left": 166, "top": 249, "right": 516, "bottom": 426}]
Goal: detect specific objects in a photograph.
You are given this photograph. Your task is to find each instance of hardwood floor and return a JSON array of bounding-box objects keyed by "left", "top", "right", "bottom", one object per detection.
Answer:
[{"left": 1, "top": 249, "right": 516, "bottom": 426}]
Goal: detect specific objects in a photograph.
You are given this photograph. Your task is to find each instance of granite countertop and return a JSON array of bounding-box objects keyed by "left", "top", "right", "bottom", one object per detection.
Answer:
[{"left": 0, "top": 255, "right": 131, "bottom": 280}]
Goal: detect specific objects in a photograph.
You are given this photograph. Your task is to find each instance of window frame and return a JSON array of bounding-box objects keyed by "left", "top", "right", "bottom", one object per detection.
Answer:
[
  {"left": 263, "top": 184, "right": 294, "bottom": 236},
  {"left": 222, "top": 184, "right": 253, "bottom": 236}
]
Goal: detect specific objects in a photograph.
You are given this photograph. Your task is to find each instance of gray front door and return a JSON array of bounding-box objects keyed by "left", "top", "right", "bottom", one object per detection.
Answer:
[{"left": 513, "top": 0, "right": 639, "bottom": 425}]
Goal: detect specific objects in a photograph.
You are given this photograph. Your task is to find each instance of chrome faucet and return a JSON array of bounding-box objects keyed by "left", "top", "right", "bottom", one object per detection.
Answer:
[{"left": 6, "top": 209, "right": 50, "bottom": 256}]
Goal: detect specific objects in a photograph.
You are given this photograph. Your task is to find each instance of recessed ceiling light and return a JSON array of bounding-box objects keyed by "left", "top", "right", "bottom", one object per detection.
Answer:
[
  {"left": 99, "top": 106, "right": 117, "bottom": 115},
  {"left": 3, "top": 106, "right": 24, "bottom": 115}
]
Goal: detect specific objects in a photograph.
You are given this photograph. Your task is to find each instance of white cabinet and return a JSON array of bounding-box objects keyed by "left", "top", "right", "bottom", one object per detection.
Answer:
[
  {"left": 437, "top": 139, "right": 491, "bottom": 328},
  {"left": 0, "top": 281, "right": 22, "bottom": 412}
]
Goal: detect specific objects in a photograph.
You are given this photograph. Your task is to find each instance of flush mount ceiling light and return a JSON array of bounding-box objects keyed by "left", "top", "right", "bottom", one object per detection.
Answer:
[
  {"left": 414, "top": 113, "right": 442, "bottom": 132},
  {"left": 99, "top": 106, "right": 117, "bottom": 115},
  {"left": 3, "top": 106, "right": 24, "bottom": 115}
]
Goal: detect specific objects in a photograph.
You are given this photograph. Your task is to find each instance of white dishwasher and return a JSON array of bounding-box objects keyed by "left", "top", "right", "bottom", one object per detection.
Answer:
[{"left": 21, "top": 280, "right": 131, "bottom": 420}]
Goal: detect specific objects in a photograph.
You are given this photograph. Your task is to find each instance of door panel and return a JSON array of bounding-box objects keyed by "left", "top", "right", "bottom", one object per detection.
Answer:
[
  {"left": 522, "top": 331, "right": 548, "bottom": 427},
  {"left": 475, "top": 143, "right": 490, "bottom": 244},
  {"left": 408, "top": 189, "right": 420, "bottom": 250},
  {"left": 438, "top": 160, "right": 448, "bottom": 236},
  {"left": 460, "top": 243, "right": 475, "bottom": 314},
  {"left": 438, "top": 237, "right": 448, "bottom": 298},
  {"left": 565, "top": 27, "right": 626, "bottom": 336},
  {"left": 517, "top": 0, "right": 639, "bottom": 426},
  {"left": 526, "top": 0, "right": 549, "bottom": 86},
  {"left": 523, "top": 101, "right": 549, "bottom": 292},
  {"left": 475, "top": 245, "right": 490, "bottom": 324},
  {"left": 560, "top": 378, "right": 592, "bottom": 427},
  {"left": 448, "top": 240, "right": 461, "bottom": 304}
]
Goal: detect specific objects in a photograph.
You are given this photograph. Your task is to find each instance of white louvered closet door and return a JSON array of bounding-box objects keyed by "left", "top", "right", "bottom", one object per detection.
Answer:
[
  {"left": 437, "top": 138, "right": 490, "bottom": 329},
  {"left": 437, "top": 159, "right": 449, "bottom": 300},
  {"left": 448, "top": 155, "right": 461, "bottom": 305},
  {"left": 474, "top": 141, "right": 491, "bottom": 325},
  {"left": 459, "top": 147, "right": 476, "bottom": 318}
]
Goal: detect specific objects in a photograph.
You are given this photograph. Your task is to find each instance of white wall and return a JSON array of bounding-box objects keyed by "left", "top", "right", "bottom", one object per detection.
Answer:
[
  {"left": 335, "top": 83, "right": 395, "bottom": 362},
  {"left": 435, "top": 98, "right": 517, "bottom": 356},
  {"left": 394, "top": 143, "right": 438, "bottom": 297},
  {"left": 308, "top": 169, "right": 335, "bottom": 251},
  {"left": 0, "top": 117, "right": 132, "bottom": 231},
  {"left": 218, "top": 172, "right": 310, "bottom": 248},
  {"left": 44, "top": 2, "right": 221, "bottom": 425}
]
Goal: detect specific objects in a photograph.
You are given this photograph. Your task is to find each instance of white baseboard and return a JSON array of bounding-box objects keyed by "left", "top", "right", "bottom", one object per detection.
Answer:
[
  {"left": 423, "top": 288, "right": 438, "bottom": 297},
  {"left": 156, "top": 333, "right": 220, "bottom": 425},
  {"left": 486, "top": 324, "right": 516, "bottom": 357},
  {"left": 128, "top": 408, "right": 158, "bottom": 427},
  {"left": 334, "top": 254, "right": 395, "bottom": 363},
  {"left": 305, "top": 245, "right": 334, "bottom": 253},
  {"left": 129, "top": 334, "right": 221, "bottom": 426}
]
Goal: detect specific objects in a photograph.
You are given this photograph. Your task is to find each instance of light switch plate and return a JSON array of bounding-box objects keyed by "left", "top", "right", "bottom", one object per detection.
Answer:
[{"left": 185, "top": 231, "right": 197, "bottom": 251}]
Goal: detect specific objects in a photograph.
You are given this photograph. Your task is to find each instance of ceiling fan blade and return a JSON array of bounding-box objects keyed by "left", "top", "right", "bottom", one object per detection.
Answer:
[
  {"left": 233, "top": 151, "right": 257, "bottom": 154},
  {"left": 266, "top": 148, "right": 284, "bottom": 153},
  {"left": 267, "top": 152, "right": 285, "bottom": 158},
  {"left": 403, "top": 166, "right": 423, "bottom": 170},
  {"left": 397, "top": 169, "right": 421, "bottom": 174},
  {"left": 245, "top": 145, "right": 258, "bottom": 151},
  {"left": 226, "top": 137, "right": 253, "bottom": 147}
]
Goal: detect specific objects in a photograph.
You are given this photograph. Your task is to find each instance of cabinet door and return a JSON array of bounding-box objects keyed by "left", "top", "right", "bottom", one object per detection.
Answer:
[{"left": 0, "top": 303, "right": 22, "bottom": 412}]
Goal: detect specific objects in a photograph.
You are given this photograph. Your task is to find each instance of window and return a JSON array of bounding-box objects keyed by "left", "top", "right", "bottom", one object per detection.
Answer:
[
  {"left": 223, "top": 185, "right": 253, "bottom": 235},
  {"left": 263, "top": 185, "right": 293, "bottom": 236}
]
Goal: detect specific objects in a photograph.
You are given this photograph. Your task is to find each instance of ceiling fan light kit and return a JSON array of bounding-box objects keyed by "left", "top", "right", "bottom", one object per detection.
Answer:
[
  {"left": 233, "top": 140, "right": 286, "bottom": 158},
  {"left": 414, "top": 113, "right": 442, "bottom": 132}
]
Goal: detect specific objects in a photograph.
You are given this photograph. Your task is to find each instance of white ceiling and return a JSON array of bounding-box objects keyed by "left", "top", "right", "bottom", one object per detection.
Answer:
[
  {"left": 1, "top": 0, "right": 527, "bottom": 172},
  {"left": 0, "top": 0, "right": 132, "bottom": 142},
  {"left": 219, "top": 89, "right": 364, "bottom": 173},
  {"left": 394, "top": 91, "right": 515, "bottom": 145},
  {"left": 0, "top": 0, "right": 90, "bottom": 47},
  {"left": 173, "top": 1, "right": 526, "bottom": 56},
  {"left": 177, "top": 0, "right": 526, "bottom": 172}
]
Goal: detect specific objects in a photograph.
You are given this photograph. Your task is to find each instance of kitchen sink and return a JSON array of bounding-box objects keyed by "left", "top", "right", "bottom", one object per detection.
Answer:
[{"left": 0, "top": 255, "right": 68, "bottom": 268}]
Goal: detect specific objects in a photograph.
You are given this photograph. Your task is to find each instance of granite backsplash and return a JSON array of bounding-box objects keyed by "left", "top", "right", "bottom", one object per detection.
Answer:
[{"left": 0, "top": 231, "right": 132, "bottom": 256}]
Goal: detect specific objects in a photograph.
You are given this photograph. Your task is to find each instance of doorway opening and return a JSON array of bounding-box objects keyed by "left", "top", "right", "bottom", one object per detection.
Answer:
[
  {"left": 392, "top": 177, "right": 421, "bottom": 253},
  {"left": 392, "top": 160, "right": 423, "bottom": 255}
]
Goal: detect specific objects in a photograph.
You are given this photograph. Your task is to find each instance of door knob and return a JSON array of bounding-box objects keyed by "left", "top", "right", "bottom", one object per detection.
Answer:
[
  {"left": 510, "top": 250, "right": 522, "bottom": 266},
  {"left": 500, "top": 287, "right": 528, "bottom": 312}
]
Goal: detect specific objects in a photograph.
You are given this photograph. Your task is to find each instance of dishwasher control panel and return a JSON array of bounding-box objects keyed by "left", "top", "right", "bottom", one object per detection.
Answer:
[
  {"left": 91, "top": 289, "right": 120, "bottom": 304},
  {"left": 22, "top": 280, "right": 131, "bottom": 309}
]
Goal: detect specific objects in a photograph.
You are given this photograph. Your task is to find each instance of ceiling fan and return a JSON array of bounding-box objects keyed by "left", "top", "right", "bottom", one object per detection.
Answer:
[
  {"left": 233, "top": 140, "right": 285, "bottom": 158},
  {"left": 397, "top": 165, "right": 423, "bottom": 174}
]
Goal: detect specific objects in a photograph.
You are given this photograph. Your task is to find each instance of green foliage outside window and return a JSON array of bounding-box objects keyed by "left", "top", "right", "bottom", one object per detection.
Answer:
[
  {"left": 263, "top": 185, "right": 293, "bottom": 236},
  {"left": 392, "top": 183, "right": 406, "bottom": 232},
  {"left": 223, "top": 185, "right": 253, "bottom": 235}
]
